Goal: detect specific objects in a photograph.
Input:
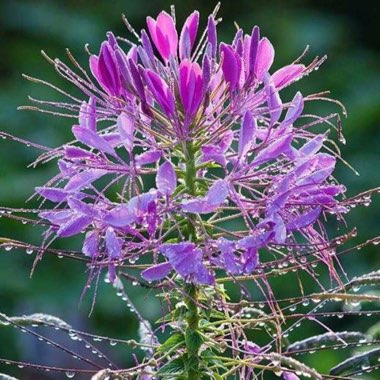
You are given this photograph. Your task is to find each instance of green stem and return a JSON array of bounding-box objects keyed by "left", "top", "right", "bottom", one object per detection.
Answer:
[
  {"left": 183, "top": 140, "right": 202, "bottom": 380},
  {"left": 184, "top": 283, "right": 202, "bottom": 380}
]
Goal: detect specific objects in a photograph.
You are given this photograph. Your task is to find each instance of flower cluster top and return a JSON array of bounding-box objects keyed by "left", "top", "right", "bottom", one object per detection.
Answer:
[{"left": 35, "top": 8, "right": 347, "bottom": 285}]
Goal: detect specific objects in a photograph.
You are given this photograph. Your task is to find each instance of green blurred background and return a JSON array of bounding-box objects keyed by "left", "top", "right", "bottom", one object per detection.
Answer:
[{"left": 0, "top": 0, "right": 379, "bottom": 379}]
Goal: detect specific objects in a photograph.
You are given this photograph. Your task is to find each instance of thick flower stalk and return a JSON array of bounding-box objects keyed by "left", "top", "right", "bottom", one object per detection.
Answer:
[{"left": 1, "top": 4, "right": 379, "bottom": 380}]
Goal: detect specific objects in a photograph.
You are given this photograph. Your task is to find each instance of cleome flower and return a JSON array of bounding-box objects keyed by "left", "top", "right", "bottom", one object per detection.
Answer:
[{"left": 26, "top": 6, "right": 352, "bottom": 288}]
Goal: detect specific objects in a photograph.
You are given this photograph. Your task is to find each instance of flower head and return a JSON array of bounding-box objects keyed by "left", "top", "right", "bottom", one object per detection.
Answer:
[{"left": 22, "top": 7, "right": 356, "bottom": 291}]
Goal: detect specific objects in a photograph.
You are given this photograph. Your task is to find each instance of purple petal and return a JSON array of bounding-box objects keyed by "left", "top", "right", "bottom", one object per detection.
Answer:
[
  {"left": 104, "top": 205, "right": 136, "bottom": 227},
  {"left": 79, "top": 98, "right": 96, "bottom": 132},
  {"left": 241, "top": 247, "right": 259, "bottom": 274},
  {"left": 201, "top": 54, "right": 211, "bottom": 95},
  {"left": 67, "top": 197, "right": 98, "bottom": 218},
  {"left": 57, "top": 215, "right": 91, "bottom": 237},
  {"left": 156, "top": 161, "right": 177, "bottom": 196},
  {"left": 249, "top": 26, "right": 260, "bottom": 78},
  {"left": 105, "top": 227, "right": 121, "bottom": 259},
  {"left": 179, "top": 11, "right": 199, "bottom": 60},
  {"left": 64, "top": 169, "right": 106, "bottom": 192},
  {"left": 135, "top": 150, "right": 162, "bottom": 166},
  {"left": 252, "top": 134, "right": 293, "bottom": 167},
  {"left": 272, "top": 64, "right": 305, "bottom": 89},
  {"left": 36, "top": 187, "right": 68, "bottom": 202},
  {"left": 201, "top": 144, "right": 226, "bottom": 166},
  {"left": 72, "top": 125, "right": 116, "bottom": 156},
  {"left": 213, "top": 238, "right": 242, "bottom": 275},
  {"left": 160, "top": 243, "right": 214, "bottom": 285},
  {"left": 255, "top": 37, "right": 274, "bottom": 81},
  {"left": 297, "top": 159, "right": 336, "bottom": 186},
  {"left": 39, "top": 210, "right": 72, "bottom": 225},
  {"left": 220, "top": 43, "right": 241, "bottom": 91},
  {"left": 207, "top": 15, "right": 217, "bottom": 58},
  {"left": 140, "top": 30, "right": 155, "bottom": 64},
  {"left": 283, "top": 372, "right": 300, "bottom": 380},
  {"left": 144, "top": 69, "right": 175, "bottom": 116},
  {"left": 238, "top": 111, "right": 256, "bottom": 160},
  {"left": 82, "top": 231, "right": 99, "bottom": 257},
  {"left": 287, "top": 206, "right": 322, "bottom": 231},
  {"left": 182, "top": 180, "right": 228, "bottom": 214},
  {"left": 179, "top": 60, "right": 203, "bottom": 118},
  {"left": 265, "top": 74, "right": 282, "bottom": 125},
  {"left": 141, "top": 262, "right": 173, "bottom": 282},
  {"left": 128, "top": 191, "right": 157, "bottom": 219},
  {"left": 147, "top": 11, "right": 178, "bottom": 62},
  {"left": 207, "top": 179, "right": 229, "bottom": 206},
  {"left": 117, "top": 112, "right": 135, "bottom": 151},
  {"left": 283, "top": 92, "right": 304, "bottom": 126},
  {"left": 128, "top": 58, "right": 146, "bottom": 101},
  {"left": 64, "top": 146, "right": 96, "bottom": 160},
  {"left": 271, "top": 213, "right": 287, "bottom": 243},
  {"left": 181, "top": 199, "right": 208, "bottom": 213},
  {"left": 90, "top": 42, "right": 121, "bottom": 96},
  {"left": 299, "top": 135, "right": 325, "bottom": 156}
]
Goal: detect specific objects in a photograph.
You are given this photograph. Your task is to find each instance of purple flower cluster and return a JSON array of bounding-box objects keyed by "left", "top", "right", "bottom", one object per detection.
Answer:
[{"left": 34, "top": 8, "right": 347, "bottom": 285}]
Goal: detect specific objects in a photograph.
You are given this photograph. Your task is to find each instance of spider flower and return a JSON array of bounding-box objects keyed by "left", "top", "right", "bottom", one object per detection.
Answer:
[{"left": 29, "top": 7, "right": 349, "bottom": 287}]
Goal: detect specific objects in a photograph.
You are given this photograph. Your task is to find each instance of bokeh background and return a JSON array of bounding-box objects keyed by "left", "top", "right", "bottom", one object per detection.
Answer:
[{"left": 0, "top": 0, "right": 379, "bottom": 379}]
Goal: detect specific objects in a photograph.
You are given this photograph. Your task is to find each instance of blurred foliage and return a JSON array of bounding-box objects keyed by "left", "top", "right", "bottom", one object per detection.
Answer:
[{"left": 0, "top": 0, "right": 379, "bottom": 379}]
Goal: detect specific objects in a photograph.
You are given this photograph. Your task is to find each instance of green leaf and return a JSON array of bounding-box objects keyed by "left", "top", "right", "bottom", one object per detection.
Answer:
[
  {"left": 330, "top": 348, "right": 380, "bottom": 376},
  {"left": 185, "top": 330, "right": 203, "bottom": 354},
  {"left": 367, "top": 320, "right": 380, "bottom": 339},
  {"left": 0, "top": 374, "right": 20, "bottom": 380},
  {"left": 157, "top": 332, "right": 185, "bottom": 353},
  {"left": 0, "top": 312, "right": 71, "bottom": 329},
  {"left": 157, "top": 357, "right": 185, "bottom": 375},
  {"left": 201, "top": 349, "right": 228, "bottom": 371},
  {"left": 287, "top": 331, "right": 370, "bottom": 353}
]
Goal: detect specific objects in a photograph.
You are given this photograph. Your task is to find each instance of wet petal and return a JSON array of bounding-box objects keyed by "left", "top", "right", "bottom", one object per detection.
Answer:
[
  {"left": 64, "top": 169, "right": 106, "bottom": 192},
  {"left": 156, "top": 161, "right": 177, "bottom": 196},
  {"left": 72, "top": 125, "right": 116, "bottom": 156},
  {"left": 142, "top": 262, "right": 173, "bottom": 282},
  {"left": 105, "top": 227, "right": 121, "bottom": 259},
  {"left": 238, "top": 111, "right": 256, "bottom": 160},
  {"left": 179, "top": 11, "right": 199, "bottom": 60},
  {"left": 36, "top": 187, "right": 68, "bottom": 202}
]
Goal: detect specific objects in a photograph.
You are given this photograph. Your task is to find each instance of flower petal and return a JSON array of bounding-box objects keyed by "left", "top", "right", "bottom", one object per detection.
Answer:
[{"left": 156, "top": 161, "right": 177, "bottom": 196}]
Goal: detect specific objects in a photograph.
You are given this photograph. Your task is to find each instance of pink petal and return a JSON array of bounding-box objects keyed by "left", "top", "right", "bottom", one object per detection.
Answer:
[{"left": 255, "top": 37, "right": 274, "bottom": 81}]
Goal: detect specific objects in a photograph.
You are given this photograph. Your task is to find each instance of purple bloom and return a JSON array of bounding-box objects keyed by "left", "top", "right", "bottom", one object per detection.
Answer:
[
  {"left": 160, "top": 243, "right": 214, "bottom": 285},
  {"left": 143, "top": 69, "right": 176, "bottom": 116},
  {"left": 179, "top": 60, "right": 203, "bottom": 123},
  {"left": 29, "top": 7, "right": 349, "bottom": 287},
  {"left": 90, "top": 40, "right": 122, "bottom": 97},
  {"left": 179, "top": 11, "right": 199, "bottom": 60},
  {"left": 147, "top": 11, "right": 178, "bottom": 62},
  {"left": 220, "top": 43, "right": 242, "bottom": 91}
]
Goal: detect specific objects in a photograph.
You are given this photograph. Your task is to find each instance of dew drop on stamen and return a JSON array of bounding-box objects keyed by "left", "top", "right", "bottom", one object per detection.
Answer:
[
  {"left": 302, "top": 299, "right": 310, "bottom": 307},
  {"left": 26, "top": 248, "right": 34, "bottom": 255},
  {"left": 65, "top": 372, "right": 76, "bottom": 378}
]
